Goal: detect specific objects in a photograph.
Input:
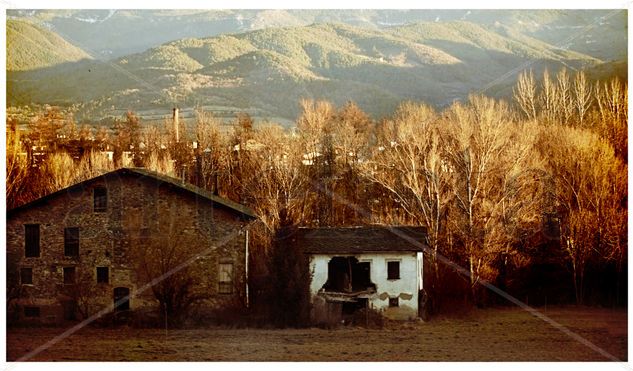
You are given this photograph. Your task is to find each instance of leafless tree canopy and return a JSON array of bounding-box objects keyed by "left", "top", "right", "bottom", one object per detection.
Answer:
[{"left": 7, "top": 71, "right": 627, "bottom": 308}]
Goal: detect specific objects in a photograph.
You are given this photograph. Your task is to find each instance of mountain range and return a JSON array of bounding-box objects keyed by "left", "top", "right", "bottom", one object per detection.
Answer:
[{"left": 6, "top": 10, "right": 627, "bottom": 124}]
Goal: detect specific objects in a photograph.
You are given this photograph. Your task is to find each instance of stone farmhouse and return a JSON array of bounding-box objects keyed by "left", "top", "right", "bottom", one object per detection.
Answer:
[
  {"left": 299, "top": 226, "right": 427, "bottom": 322},
  {"left": 6, "top": 168, "right": 255, "bottom": 325}
]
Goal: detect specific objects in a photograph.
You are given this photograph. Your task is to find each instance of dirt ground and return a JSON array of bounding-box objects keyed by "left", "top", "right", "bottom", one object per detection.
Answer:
[{"left": 6, "top": 306, "right": 627, "bottom": 362}]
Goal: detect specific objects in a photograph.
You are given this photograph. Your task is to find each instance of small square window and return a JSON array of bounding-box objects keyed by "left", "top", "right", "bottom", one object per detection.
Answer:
[
  {"left": 94, "top": 187, "right": 107, "bottom": 212},
  {"left": 63, "top": 267, "right": 76, "bottom": 284},
  {"left": 21, "top": 268, "right": 33, "bottom": 285},
  {"left": 387, "top": 261, "right": 400, "bottom": 280},
  {"left": 389, "top": 297, "right": 399, "bottom": 307},
  {"left": 64, "top": 227, "right": 79, "bottom": 257},
  {"left": 24, "top": 224, "right": 40, "bottom": 257},
  {"left": 96, "top": 267, "right": 109, "bottom": 284},
  {"left": 24, "top": 306, "right": 40, "bottom": 317}
]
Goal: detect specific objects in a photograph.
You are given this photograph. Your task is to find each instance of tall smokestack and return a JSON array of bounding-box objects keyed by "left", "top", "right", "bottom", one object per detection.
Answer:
[{"left": 173, "top": 107, "right": 180, "bottom": 143}]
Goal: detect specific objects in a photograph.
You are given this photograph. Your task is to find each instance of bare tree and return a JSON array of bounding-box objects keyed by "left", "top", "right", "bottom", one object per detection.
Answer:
[
  {"left": 194, "top": 110, "right": 225, "bottom": 193},
  {"left": 363, "top": 102, "right": 450, "bottom": 292},
  {"left": 573, "top": 71, "right": 592, "bottom": 127},
  {"left": 440, "top": 95, "right": 542, "bottom": 303},
  {"left": 132, "top": 201, "right": 215, "bottom": 324},
  {"left": 75, "top": 150, "right": 117, "bottom": 181},
  {"left": 42, "top": 152, "right": 78, "bottom": 193},
  {"left": 539, "top": 70, "right": 558, "bottom": 125},
  {"left": 595, "top": 78, "right": 628, "bottom": 160},
  {"left": 28, "top": 106, "right": 68, "bottom": 152},
  {"left": 331, "top": 101, "right": 374, "bottom": 224},
  {"left": 241, "top": 124, "right": 307, "bottom": 232},
  {"left": 296, "top": 99, "right": 336, "bottom": 225},
  {"left": 61, "top": 263, "right": 103, "bottom": 320},
  {"left": 556, "top": 68, "right": 574, "bottom": 125},
  {"left": 145, "top": 151, "right": 175, "bottom": 176},
  {"left": 538, "top": 125, "right": 626, "bottom": 304},
  {"left": 6, "top": 120, "right": 29, "bottom": 209},
  {"left": 513, "top": 70, "right": 538, "bottom": 121}
]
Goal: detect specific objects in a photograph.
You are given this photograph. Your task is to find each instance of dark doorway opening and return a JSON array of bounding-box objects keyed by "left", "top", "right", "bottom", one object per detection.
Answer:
[
  {"left": 61, "top": 300, "right": 77, "bottom": 320},
  {"left": 113, "top": 287, "right": 130, "bottom": 312}
]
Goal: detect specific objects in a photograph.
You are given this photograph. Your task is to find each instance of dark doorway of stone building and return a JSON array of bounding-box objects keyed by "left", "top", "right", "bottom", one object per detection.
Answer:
[
  {"left": 113, "top": 287, "right": 130, "bottom": 312},
  {"left": 61, "top": 300, "right": 77, "bottom": 321}
]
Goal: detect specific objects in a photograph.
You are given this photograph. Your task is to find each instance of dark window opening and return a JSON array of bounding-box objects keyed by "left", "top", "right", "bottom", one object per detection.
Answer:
[
  {"left": 24, "top": 306, "right": 40, "bottom": 317},
  {"left": 94, "top": 187, "right": 107, "bottom": 212},
  {"left": 324, "top": 257, "right": 376, "bottom": 293},
  {"left": 64, "top": 227, "right": 79, "bottom": 257},
  {"left": 218, "top": 262, "right": 234, "bottom": 294},
  {"left": 389, "top": 297, "right": 399, "bottom": 307},
  {"left": 113, "top": 287, "right": 130, "bottom": 311},
  {"left": 97, "top": 267, "right": 109, "bottom": 284},
  {"left": 25, "top": 224, "right": 40, "bottom": 257},
  {"left": 63, "top": 267, "right": 76, "bottom": 284},
  {"left": 21, "top": 268, "right": 33, "bottom": 285},
  {"left": 387, "top": 261, "right": 400, "bottom": 280}
]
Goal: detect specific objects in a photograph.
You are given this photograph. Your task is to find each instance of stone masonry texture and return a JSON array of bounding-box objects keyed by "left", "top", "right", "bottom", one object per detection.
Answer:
[{"left": 6, "top": 169, "right": 251, "bottom": 325}]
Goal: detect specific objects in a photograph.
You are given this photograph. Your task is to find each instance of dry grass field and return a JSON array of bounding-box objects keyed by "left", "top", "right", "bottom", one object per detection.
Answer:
[{"left": 7, "top": 306, "right": 626, "bottom": 362}]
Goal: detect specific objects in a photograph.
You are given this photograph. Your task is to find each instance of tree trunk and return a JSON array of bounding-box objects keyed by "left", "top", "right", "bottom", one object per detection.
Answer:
[{"left": 469, "top": 255, "right": 477, "bottom": 305}]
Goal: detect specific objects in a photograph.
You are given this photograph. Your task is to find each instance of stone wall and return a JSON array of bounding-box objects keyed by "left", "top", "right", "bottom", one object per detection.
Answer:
[{"left": 6, "top": 171, "right": 249, "bottom": 325}]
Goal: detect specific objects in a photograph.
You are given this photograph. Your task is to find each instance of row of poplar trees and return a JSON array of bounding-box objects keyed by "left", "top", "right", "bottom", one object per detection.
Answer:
[{"left": 7, "top": 69, "right": 627, "bottom": 317}]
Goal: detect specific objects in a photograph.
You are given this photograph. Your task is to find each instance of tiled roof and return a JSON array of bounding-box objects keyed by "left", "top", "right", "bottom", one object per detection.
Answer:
[
  {"left": 298, "top": 226, "right": 427, "bottom": 254},
  {"left": 127, "top": 168, "right": 256, "bottom": 218},
  {"left": 8, "top": 167, "right": 256, "bottom": 219}
]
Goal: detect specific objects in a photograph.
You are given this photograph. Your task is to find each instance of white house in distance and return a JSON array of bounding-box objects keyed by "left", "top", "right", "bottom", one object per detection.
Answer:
[{"left": 299, "top": 226, "right": 426, "bottom": 322}]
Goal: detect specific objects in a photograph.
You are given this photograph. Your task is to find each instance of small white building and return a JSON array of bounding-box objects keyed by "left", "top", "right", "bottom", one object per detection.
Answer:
[{"left": 299, "top": 226, "right": 426, "bottom": 322}]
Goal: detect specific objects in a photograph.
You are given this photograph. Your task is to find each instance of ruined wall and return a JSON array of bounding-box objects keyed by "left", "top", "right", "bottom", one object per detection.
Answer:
[
  {"left": 6, "top": 172, "right": 248, "bottom": 324},
  {"left": 309, "top": 252, "right": 422, "bottom": 321}
]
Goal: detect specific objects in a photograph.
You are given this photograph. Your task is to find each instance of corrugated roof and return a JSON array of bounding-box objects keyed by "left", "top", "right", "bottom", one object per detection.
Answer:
[
  {"left": 7, "top": 167, "right": 256, "bottom": 219},
  {"left": 298, "top": 226, "right": 427, "bottom": 254}
]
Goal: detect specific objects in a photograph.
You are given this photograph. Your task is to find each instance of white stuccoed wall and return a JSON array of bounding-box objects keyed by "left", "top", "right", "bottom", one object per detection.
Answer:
[{"left": 309, "top": 252, "right": 423, "bottom": 320}]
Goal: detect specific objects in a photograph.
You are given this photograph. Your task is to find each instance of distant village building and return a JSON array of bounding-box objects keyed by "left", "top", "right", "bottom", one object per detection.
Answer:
[
  {"left": 101, "top": 150, "right": 114, "bottom": 162},
  {"left": 232, "top": 139, "right": 265, "bottom": 152},
  {"left": 299, "top": 226, "right": 426, "bottom": 322},
  {"left": 6, "top": 168, "right": 255, "bottom": 325}
]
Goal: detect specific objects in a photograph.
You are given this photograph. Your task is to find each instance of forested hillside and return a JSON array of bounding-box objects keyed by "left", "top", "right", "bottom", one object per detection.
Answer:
[
  {"left": 8, "top": 20, "right": 610, "bottom": 122},
  {"left": 7, "top": 20, "right": 91, "bottom": 71},
  {"left": 8, "top": 9, "right": 627, "bottom": 61}
]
